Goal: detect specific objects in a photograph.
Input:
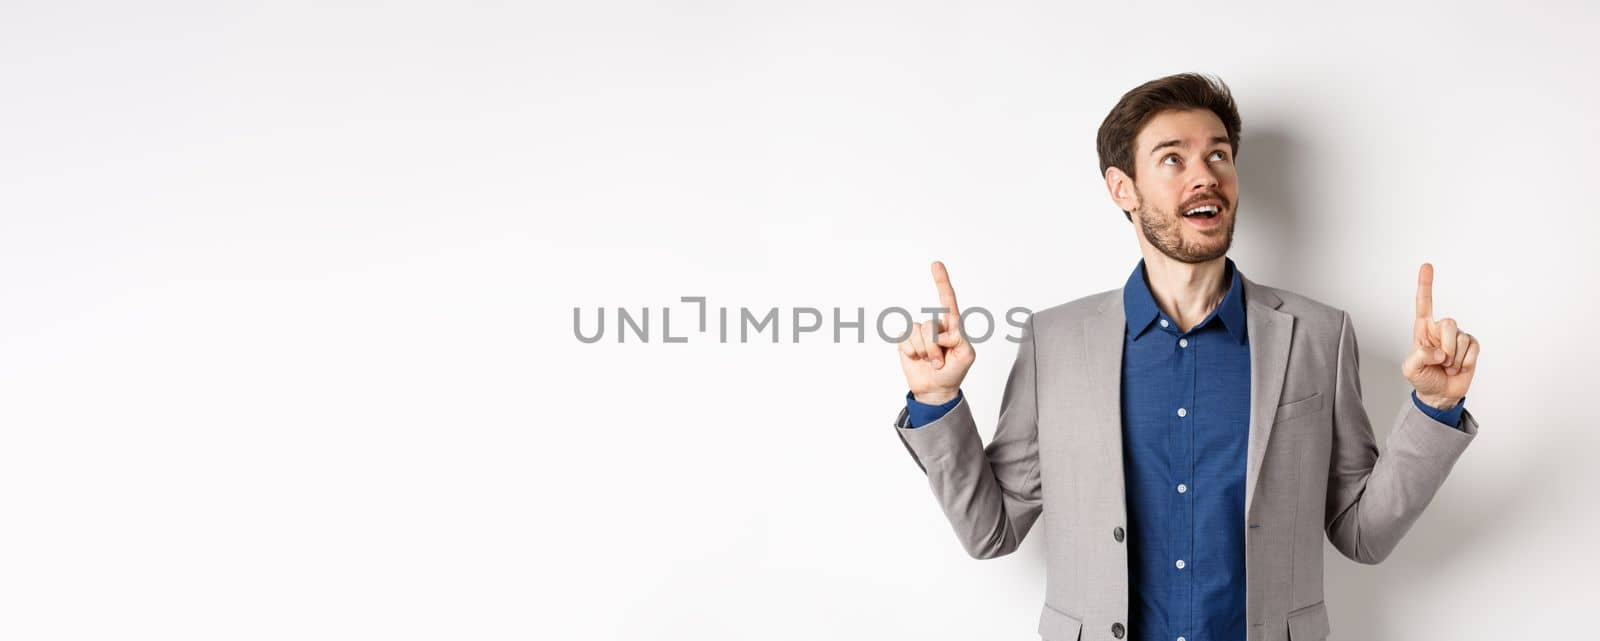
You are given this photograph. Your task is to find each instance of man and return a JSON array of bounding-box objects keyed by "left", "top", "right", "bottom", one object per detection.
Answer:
[{"left": 890, "top": 73, "right": 1479, "bottom": 641}]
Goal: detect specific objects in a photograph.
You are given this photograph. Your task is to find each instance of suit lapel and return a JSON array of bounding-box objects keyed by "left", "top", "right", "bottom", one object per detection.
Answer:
[
  {"left": 1242, "top": 276, "right": 1294, "bottom": 516},
  {"left": 1081, "top": 276, "right": 1294, "bottom": 520},
  {"left": 1083, "top": 293, "right": 1128, "bottom": 519}
]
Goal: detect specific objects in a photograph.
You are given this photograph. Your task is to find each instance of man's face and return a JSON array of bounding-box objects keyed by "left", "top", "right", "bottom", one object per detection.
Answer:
[{"left": 1115, "top": 109, "right": 1240, "bottom": 264}]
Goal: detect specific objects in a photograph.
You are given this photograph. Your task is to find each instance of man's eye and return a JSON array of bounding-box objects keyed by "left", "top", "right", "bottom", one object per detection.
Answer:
[
  {"left": 1162, "top": 155, "right": 1180, "bottom": 166},
  {"left": 1209, "top": 150, "right": 1228, "bottom": 161}
]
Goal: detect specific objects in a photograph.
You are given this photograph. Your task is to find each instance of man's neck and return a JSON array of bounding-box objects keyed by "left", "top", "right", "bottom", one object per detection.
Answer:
[{"left": 1139, "top": 250, "right": 1230, "bottom": 333}]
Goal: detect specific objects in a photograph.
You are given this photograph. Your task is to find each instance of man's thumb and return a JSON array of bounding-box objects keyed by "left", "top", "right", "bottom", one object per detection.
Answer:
[{"left": 1402, "top": 343, "right": 1446, "bottom": 375}]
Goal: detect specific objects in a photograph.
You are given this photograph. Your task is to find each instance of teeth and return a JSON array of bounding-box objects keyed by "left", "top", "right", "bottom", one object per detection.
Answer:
[{"left": 1185, "top": 204, "right": 1219, "bottom": 217}]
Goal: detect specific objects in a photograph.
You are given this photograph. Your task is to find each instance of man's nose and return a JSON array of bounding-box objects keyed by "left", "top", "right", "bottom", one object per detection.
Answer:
[{"left": 1188, "top": 164, "right": 1220, "bottom": 193}]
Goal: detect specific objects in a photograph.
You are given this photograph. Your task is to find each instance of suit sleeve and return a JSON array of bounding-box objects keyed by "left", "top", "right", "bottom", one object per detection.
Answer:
[
  {"left": 1324, "top": 311, "right": 1477, "bottom": 564},
  {"left": 890, "top": 314, "right": 1043, "bottom": 559}
]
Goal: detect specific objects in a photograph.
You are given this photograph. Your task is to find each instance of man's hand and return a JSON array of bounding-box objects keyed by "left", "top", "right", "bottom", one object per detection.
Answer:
[
  {"left": 1401, "top": 262, "right": 1481, "bottom": 410},
  {"left": 898, "top": 261, "right": 976, "bottom": 405}
]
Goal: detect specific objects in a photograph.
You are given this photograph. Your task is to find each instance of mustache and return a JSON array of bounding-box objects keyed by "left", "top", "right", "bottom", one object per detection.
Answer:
[{"left": 1179, "top": 192, "right": 1229, "bottom": 211}]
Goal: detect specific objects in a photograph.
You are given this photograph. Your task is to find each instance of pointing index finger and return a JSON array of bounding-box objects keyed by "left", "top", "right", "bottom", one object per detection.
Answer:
[
  {"left": 1415, "top": 262, "right": 1434, "bottom": 321},
  {"left": 931, "top": 260, "right": 961, "bottom": 323}
]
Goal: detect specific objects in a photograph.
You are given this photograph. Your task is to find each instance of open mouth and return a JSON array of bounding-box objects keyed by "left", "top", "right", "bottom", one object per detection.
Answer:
[{"left": 1182, "top": 204, "right": 1221, "bottom": 219}]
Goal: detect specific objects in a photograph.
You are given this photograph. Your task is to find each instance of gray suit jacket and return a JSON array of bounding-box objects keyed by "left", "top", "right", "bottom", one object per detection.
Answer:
[{"left": 892, "top": 275, "right": 1476, "bottom": 641}]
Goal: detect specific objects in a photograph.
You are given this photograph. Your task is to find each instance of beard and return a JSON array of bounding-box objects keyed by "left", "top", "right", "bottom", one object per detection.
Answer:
[{"left": 1134, "top": 188, "right": 1237, "bottom": 264}]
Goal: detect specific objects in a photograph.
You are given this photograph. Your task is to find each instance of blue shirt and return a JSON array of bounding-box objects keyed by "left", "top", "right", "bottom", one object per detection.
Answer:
[
  {"left": 904, "top": 259, "right": 1464, "bottom": 641},
  {"left": 1119, "top": 257, "right": 1252, "bottom": 641}
]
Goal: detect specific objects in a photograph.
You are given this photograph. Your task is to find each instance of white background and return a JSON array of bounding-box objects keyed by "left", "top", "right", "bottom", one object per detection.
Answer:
[{"left": 2, "top": 1, "right": 1597, "bottom": 639}]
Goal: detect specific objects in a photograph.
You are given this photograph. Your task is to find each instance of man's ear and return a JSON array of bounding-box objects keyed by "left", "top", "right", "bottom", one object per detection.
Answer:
[{"left": 1105, "top": 166, "right": 1140, "bottom": 215}]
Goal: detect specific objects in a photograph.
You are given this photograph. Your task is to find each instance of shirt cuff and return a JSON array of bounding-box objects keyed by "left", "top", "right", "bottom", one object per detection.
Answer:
[
  {"left": 904, "top": 390, "right": 963, "bottom": 428},
  {"left": 1412, "top": 389, "right": 1466, "bottom": 429}
]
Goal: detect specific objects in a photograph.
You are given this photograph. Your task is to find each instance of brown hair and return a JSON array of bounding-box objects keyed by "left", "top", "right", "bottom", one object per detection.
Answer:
[{"left": 1097, "top": 73, "right": 1242, "bottom": 220}]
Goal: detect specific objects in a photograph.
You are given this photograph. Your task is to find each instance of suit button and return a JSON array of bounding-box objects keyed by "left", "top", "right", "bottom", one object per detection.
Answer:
[
  {"left": 1111, "top": 622, "right": 1126, "bottom": 638},
  {"left": 1113, "top": 527, "right": 1125, "bottom": 542}
]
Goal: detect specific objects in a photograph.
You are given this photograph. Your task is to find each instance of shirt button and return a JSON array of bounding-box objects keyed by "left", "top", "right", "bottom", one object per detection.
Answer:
[
  {"left": 1112, "top": 622, "right": 1126, "bottom": 638},
  {"left": 1159, "top": 319, "right": 1169, "bottom": 328},
  {"left": 1179, "top": 338, "right": 1188, "bottom": 348},
  {"left": 1176, "top": 407, "right": 1187, "bottom": 418},
  {"left": 1177, "top": 483, "right": 1188, "bottom": 494},
  {"left": 1176, "top": 559, "right": 1186, "bottom": 569},
  {"left": 1113, "top": 526, "right": 1125, "bottom": 542},
  {"left": 1178, "top": 637, "right": 1187, "bottom": 641}
]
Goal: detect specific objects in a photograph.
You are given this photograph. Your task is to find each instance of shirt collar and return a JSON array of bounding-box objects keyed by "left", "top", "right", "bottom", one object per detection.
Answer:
[{"left": 1122, "top": 256, "right": 1248, "bottom": 344}]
